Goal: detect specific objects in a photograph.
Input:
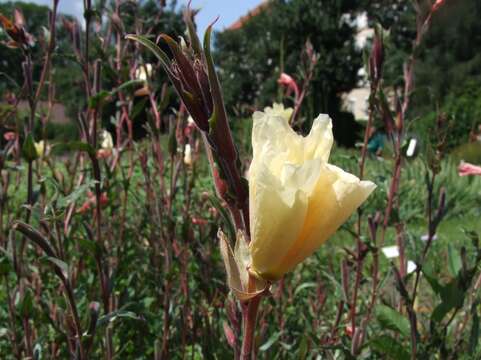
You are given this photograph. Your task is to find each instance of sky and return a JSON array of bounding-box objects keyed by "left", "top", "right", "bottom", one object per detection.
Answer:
[{"left": 0, "top": 0, "right": 262, "bottom": 35}]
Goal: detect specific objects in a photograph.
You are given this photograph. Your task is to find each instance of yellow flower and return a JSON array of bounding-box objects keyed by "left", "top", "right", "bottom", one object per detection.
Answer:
[
  {"left": 248, "top": 111, "right": 376, "bottom": 281},
  {"left": 135, "top": 63, "right": 153, "bottom": 82},
  {"left": 100, "top": 130, "right": 113, "bottom": 150},
  {"left": 184, "top": 144, "right": 193, "bottom": 166},
  {"left": 34, "top": 140, "right": 45, "bottom": 157}
]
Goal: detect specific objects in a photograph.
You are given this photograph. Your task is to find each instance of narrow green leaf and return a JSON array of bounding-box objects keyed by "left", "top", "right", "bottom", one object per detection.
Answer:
[
  {"left": 370, "top": 335, "right": 410, "bottom": 360},
  {"left": 97, "top": 310, "right": 141, "bottom": 328},
  {"left": 88, "top": 90, "right": 110, "bottom": 109},
  {"left": 16, "top": 289, "right": 34, "bottom": 318},
  {"left": 131, "top": 97, "right": 149, "bottom": 120},
  {"left": 208, "top": 195, "right": 235, "bottom": 243},
  {"left": 376, "top": 305, "right": 410, "bottom": 338},
  {"left": 44, "top": 256, "right": 69, "bottom": 279},
  {"left": 294, "top": 282, "right": 317, "bottom": 297},
  {"left": 114, "top": 79, "right": 145, "bottom": 94},
  {"left": 125, "top": 34, "right": 172, "bottom": 72},
  {"left": 448, "top": 243, "right": 462, "bottom": 277},
  {"left": 259, "top": 331, "right": 282, "bottom": 352},
  {"left": 203, "top": 23, "right": 224, "bottom": 135},
  {"left": 297, "top": 336, "right": 309, "bottom": 359},
  {"left": 57, "top": 179, "right": 97, "bottom": 209},
  {"left": 13, "top": 221, "right": 56, "bottom": 257},
  {"left": 184, "top": 7, "right": 203, "bottom": 56}
]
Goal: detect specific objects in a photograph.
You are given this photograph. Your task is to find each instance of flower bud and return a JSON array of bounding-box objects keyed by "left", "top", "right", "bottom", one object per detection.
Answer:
[
  {"left": 278, "top": 73, "right": 300, "bottom": 100},
  {"left": 369, "top": 30, "right": 384, "bottom": 84}
]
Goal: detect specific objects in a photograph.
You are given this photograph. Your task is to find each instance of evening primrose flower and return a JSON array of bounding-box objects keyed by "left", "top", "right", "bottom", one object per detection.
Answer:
[
  {"left": 34, "top": 140, "right": 46, "bottom": 157},
  {"left": 248, "top": 110, "right": 376, "bottom": 281},
  {"left": 100, "top": 130, "right": 113, "bottom": 150},
  {"left": 184, "top": 144, "right": 193, "bottom": 166},
  {"left": 135, "top": 63, "right": 153, "bottom": 82}
]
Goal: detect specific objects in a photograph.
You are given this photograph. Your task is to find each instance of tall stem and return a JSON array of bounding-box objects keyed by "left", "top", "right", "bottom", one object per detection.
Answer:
[{"left": 240, "top": 295, "right": 262, "bottom": 360}]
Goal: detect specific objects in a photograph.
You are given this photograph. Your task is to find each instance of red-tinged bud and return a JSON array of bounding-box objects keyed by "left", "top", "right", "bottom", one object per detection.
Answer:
[
  {"left": 194, "top": 59, "right": 213, "bottom": 115},
  {"left": 77, "top": 201, "right": 92, "bottom": 214},
  {"left": 62, "top": 17, "right": 81, "bottom": 56},
  {"left": 184, "top": 121, "right": 196, "bottom": 138},
  {"left": 223, "top": 322, "right": 236, "bottom": 348},
  {"left": 369, "top": 30, "right": 384, "bottom": 84},
  {"left": 99, "top": 192, "right": 108, "bottom": 207},
  {"left": 89, "top": 301, "right": 100, "bottom": 313},
  {"left": 87, "top": 301, "right": 100, "bottom": 337},
  {"left": 345, "top": 325, "right": 354, "bottom": 338},
  {"left": 208, "top": 206, "right": 219, "bottom": 218},
  {"left": 351, "top": 320, "right": 366, "bottom": 355},
  {"left": 77, "top": 191, "right": 108, "bottom": 213},
  {"left": 0, "top": 12, "right": 33, "bottom": 48},
  {"left": 432, "top": 0, "right": 446, "bottom": 12},
  {"left": 192, "top": 217, "right": 208, "bottom": 226},
  {"left": 213, "top": 168, "right": 228, "bottom": 199},
  {"left": 4, "top": 131, "right": 16, "bottom": 141},
  {"left": 225, "top": 299, "right": 239, "bottom": 330}
]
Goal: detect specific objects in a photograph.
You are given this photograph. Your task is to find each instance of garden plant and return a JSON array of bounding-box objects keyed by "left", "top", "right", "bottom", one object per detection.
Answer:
[{"left": 0, "top": 0, "right": 480, "bottom": 359}]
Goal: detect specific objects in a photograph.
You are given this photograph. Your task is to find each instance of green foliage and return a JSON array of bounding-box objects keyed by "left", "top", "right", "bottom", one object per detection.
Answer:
[
  {"left": 367, "top": 0, "right": 481, "bottom": 152},
  {"left": 0, "top": 2, "right": 51, "bottom": 92},
  {"left": 214, "top": 0, "right": 363, "bottom": 120},
  {"left": 452, "top": 142, "right": 481, "bottom": 165},
  {"left": 2, "top": 0, "right": 481, "bottom": 359},
  {"left": 415, "top": 79, "right": 481, "bottom": 150}
]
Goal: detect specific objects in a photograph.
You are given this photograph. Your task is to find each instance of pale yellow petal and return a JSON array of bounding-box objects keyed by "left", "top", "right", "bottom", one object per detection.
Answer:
[
  {"left": 275, "top": 164, "right": 376, "bottom": 273},
  {"left": 252, "top": 111, "right": 297, "bottom": 158},
  {"left": 264, "top": 103, "right": 293, "bottom": 122},
  {"left": 303, "top": 114, "right": 333, "bottom": 162},
  {"left": 249, "top": 160, "right": 308, "bottom": 281}
]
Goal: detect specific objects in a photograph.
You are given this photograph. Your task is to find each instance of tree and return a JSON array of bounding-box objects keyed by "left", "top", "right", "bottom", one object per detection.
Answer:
[
  {"left": 214, "top": 0, "right": 366, "bottom": 145},
  {"left": 366, "top": 0, "right": 481, "bottom": 148}
]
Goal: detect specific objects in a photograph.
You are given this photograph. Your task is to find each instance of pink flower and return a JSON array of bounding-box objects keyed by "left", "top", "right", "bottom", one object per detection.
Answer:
[
  {"left": 458, "top": 162, "right": 481, "bottom": 177},
  {"left": 77, "top": 191, "right": 109, "bottom": 213},
  {"left": 277, "top": 72, "right": 300, "bottom": 101},
  {"left": 192, "top": 217, "right": 208, "bottom": 226},
  {"left": 432, "top": 0, "right": 446, "bottom": 12},
  {"left": 4, "top": 131, "right": 16, "bottom": 141},
  {"left": 345, "top": 325, "right": 354, "bottom": 338}
]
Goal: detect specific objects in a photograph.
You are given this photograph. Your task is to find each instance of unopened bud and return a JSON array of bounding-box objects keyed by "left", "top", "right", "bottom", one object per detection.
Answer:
[{"left": 369, "top": 30, "right": 384, "bottom": 84}]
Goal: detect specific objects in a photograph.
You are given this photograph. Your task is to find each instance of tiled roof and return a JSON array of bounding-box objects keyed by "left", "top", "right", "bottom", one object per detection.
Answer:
[{"left": 227, "top": 1, "right": 271, "bottom": 30}]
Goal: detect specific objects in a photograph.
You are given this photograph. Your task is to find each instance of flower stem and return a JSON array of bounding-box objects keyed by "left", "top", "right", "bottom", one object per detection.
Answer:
[{"left": 240, "top": 295, "right": 262, "bottom": 360}]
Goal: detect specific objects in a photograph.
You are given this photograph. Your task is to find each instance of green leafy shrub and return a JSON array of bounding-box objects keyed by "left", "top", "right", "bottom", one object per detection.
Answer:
[
  {"left": 452, "top": 142, "right": 481, "bottom": 165},
  {"left": 415, "top": 79, "right": 481, "bottom": 150}
]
